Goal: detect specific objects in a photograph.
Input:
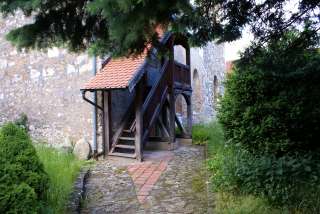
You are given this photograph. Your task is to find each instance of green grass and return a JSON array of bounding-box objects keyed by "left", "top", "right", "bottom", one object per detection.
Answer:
[
  {"left": 214, "top": 192, "right": 280, "bottom": 214},
  {"left": 36, "top": 145, "right": 87, "bottom": 213},
  {"left": 193, "top": 122, "right": 283, "bottom": 213},
  {"left": 192, "top": 124, "right": 211, "bottom": 145}
]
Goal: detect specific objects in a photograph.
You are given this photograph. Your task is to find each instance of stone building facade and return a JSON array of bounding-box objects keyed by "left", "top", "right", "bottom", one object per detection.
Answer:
[
  {"left": 175, "top": 43, "right": 225, "bottom": 124},
  {"left": 0, "top": 13, "right": 225, "bottom": 146}
]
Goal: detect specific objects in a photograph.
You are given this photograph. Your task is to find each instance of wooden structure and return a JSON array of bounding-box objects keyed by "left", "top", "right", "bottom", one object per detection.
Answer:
[{"left": 81, "top": 32, "right": 192, "bottom": 161}]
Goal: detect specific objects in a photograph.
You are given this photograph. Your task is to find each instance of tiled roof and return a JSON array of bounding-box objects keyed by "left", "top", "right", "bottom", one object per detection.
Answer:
[{"left": 83, "top": 54, "right": 146, "bottom": 90}]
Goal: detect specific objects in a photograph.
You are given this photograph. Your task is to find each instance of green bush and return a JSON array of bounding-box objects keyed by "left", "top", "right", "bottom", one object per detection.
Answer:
[
  {"left": 235, "top": 152, "right": 320, "bottom": 206},
  {"left": 209, "top": 143, "right": 320, "bottom": 211},
  {"left": 192, "top": 124, "right": 210, "bottom": 145},
  {"left": 218, "top": 32, "right": 320, "bottom": 156},
  {"left": 216, "top": 30, "right": 320, "bottom": 209},
  {"left": 0, "top": 123, "right": 49, "bottom": 213}
]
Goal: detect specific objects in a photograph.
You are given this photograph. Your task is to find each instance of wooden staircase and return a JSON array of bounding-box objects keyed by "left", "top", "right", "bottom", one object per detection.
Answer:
[
  {"left": 82, "top": 32, "right": 192, "bottom": 161},
  {"left": 108, "top": 59, "right": 171, "bottom": 159},
  {"left": 109, "top": 116, "right": 137, "bottom": 158}
]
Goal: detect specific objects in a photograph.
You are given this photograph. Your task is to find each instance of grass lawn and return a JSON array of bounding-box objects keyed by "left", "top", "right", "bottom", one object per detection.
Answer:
[{"left": 36, "top": 145, "right": 87, "bottom": 213}]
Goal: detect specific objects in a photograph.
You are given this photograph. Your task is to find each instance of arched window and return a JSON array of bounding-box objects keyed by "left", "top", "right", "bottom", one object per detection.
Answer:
[
  {"left": 175, "top": 94, "right": 188, "bottom": 127},
  {"left": 174, "top": 45, "right": 187, "bottom": 65},
  {"left": 193, "top": 69, "right": 202, "bottom": 112}
]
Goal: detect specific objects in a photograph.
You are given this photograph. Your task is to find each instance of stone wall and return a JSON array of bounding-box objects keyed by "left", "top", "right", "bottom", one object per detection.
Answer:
[
  {"left": 175, "top": 43, "right": 226, "bottom": 124},
  {"left": 0, "top": 12, "right": 97, "bottom": 145},
  {"left": 0, "top": 13, "right": 225, "bottom": 146}
]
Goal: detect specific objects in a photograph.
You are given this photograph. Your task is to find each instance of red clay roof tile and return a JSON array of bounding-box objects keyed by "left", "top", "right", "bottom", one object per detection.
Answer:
[{"left": 83, "top": 53, "right": 146, "bottom": 90}]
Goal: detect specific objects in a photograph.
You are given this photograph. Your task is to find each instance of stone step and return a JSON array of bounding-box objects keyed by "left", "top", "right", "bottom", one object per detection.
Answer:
[{"left": 108, "top": 152, "right": 136, "bottom": 158}]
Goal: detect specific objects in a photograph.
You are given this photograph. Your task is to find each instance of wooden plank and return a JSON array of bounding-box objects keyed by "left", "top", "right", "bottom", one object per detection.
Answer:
[
  {"left": 93, "top": 91, "right": 98, "bottom": 158},
  {"left": 169, "top": 37, "right": 176, "bottom": 149},
  {"left": 104, "top": 91, "right": 112, "bottom": 156},
  {"left": 142, "top": 86, "right": 169, "bottom": 144},
  {"left": 119, "top": 136, "right": 135, "bottom": 141},
  {"left": 158, "top": 116, "right": 170, "bottom": 137},
  {"left": 187, "top": 96, "right": 192, "bottom": 137},
  {"left": 135, "top": 80, "right": 143, "bottom": 162},
  {"left": 115, "top": 144, "right": 135, "bottom": 149},
  {"left": 108, "top": 152, "right": 136, "bottom": 158},
  {"left": 110, "top": 102, "right": 134, "bottom": 152},
  {"left": 101, "top": 91, "right": 106, "bottom": 157}
]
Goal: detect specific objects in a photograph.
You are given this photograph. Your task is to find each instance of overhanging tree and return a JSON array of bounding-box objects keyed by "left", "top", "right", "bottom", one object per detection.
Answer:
[{"left": 0, "top": 0, "right": 319, "bottom": 56}]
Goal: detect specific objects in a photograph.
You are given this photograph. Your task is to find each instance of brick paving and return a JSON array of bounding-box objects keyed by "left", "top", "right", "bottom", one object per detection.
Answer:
[
  {"left": 128, "top": 155, "right": 173, "bottom": 203},
  {"left": 80, "top": 144, "right": 211, "bottom": 213}
]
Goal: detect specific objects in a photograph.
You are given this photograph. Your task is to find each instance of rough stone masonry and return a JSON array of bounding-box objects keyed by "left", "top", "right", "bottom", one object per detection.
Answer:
[{"left": 0, "top": 12, "right": 226, "bottom": 146}]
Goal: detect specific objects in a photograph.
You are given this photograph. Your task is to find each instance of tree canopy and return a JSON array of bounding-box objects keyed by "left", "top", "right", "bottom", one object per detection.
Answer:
[{"left": 0, "top": 0, "right": 319, "bottom": 57}]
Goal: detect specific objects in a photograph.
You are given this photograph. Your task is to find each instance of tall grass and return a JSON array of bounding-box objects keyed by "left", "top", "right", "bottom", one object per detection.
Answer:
[
  {"left": 36, "top": 146, "right": 86, "bottom": 213},
  {"left": 193, "top": 122, "right": 280, "bottom": 213},
  {"left": 195, "top": 122, "right": 320, "bottom": 213}
]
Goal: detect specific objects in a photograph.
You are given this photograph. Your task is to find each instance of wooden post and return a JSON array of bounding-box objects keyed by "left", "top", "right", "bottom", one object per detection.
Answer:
[
  {"left": 186, "top": 47, "right": 191, "bottom": 67},
  {"left": 169, "top": 37, "right": 176, "bottom": 149},
  {"left": 101, "top": 91, "right": 106, "bottom": 157},
  {"left": 187, "top": 96, "right": 192, "bottom": 138},
  {"left": 104, "top": 91, "right": 112, "bottom": 157},
  {"left": 135, "top": 81, "right": 143, "bottom": 161}
]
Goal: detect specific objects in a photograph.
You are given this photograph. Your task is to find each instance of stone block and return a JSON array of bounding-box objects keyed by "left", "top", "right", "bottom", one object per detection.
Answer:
[{"left": 73, "top": 138, "right": 92, "bottom": 160}]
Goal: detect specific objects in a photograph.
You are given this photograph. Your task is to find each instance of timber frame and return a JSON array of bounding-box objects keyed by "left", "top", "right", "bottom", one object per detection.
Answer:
[{"left": 81, "top": 32, "right": 192, "bottom": 161}]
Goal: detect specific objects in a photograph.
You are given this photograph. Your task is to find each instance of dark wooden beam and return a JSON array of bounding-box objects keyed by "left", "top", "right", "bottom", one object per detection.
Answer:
[
  {"left": 187, "top": 96, "right": 192, "bottom": 137},
  {"left": 135, "top": 80, "right": 143, "bottom": 162},
  {"left": 104, "top": 91, "right": 112, "bottom": 157},
  {"left": 169, "top": 36, "right": 176, "bottom": 149},
  {"left": 101, "top": 91, "right": 106, "bottom": 157},
  {"left": 158, "top": 116, "right": 170, "bottom": 137}
]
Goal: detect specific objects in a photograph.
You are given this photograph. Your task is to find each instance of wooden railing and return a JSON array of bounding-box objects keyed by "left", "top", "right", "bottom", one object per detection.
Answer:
[
  {"left": 142, "top": 59, "right": 170, "bottom": 143},
  {"left": 174, "top": 61, "right": 191, "bottom": 88}
]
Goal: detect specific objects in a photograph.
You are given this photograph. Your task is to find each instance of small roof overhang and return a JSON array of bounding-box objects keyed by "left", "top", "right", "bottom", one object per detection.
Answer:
[{"left": 81, "top": 53, "right": 147, "bottom": 91}]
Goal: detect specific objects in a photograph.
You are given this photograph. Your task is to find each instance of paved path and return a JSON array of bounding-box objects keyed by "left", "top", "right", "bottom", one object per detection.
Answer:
[{"left": 80, "top": 144, "right": 210, "bottom": 214}]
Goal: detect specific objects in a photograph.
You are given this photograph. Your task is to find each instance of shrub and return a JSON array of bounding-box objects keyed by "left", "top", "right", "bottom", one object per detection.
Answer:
[
  {"left": 218, "top": 31, "right": 320, "bottom": 156},
  {"left": 216, "top": 30, "right": 320, "bottom": 209},
  {"left": 0, "top": 123, "right": 48, "bottom": 213},
  {"left": 209, "top": 142, "right": 320, "bottom": 210},
  {"left": 192, "top": 124, "right": 210, "bottom": 145},
  {"left": 234, "top": 152, "right": 320, "bottom": 207}
]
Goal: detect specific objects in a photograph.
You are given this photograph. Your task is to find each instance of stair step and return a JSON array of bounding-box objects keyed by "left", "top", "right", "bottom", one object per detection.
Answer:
[
  {"left": 123, "top": 129, "right": 133, "bottom": 133},
  {"left": 119, "top": 136, "right": 135, "bottom": 141},
  {"left": 108, "top": 152, "right": 136, "bottom": 158},
  {"left": 115, "top": 144, "right": 135, "bottom": 149}
]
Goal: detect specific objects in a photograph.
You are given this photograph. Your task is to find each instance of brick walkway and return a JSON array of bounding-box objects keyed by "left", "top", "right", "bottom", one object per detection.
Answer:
[
  {"left": 128, "top": 155, "right": 173, "bottom": 203},
  {"left": 80, "top": 144, "right": 211, "bottom": 213}
]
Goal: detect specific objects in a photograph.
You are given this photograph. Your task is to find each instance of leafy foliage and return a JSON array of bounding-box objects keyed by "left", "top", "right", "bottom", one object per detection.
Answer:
[
  {"left": 0, "top": 123, "right": 48, "bottom": 213},
  {"left": 218, "top": 30, "right": 320, "bottom": 156},
  {"left": 214, "top": 30, "right": 320, "bottom": 210},
  {"left": 0, "top": 0, "right": 319, "bottom": 56},
  {"left": 206, "top": 123, "right": 320, "bottom": 212}
]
